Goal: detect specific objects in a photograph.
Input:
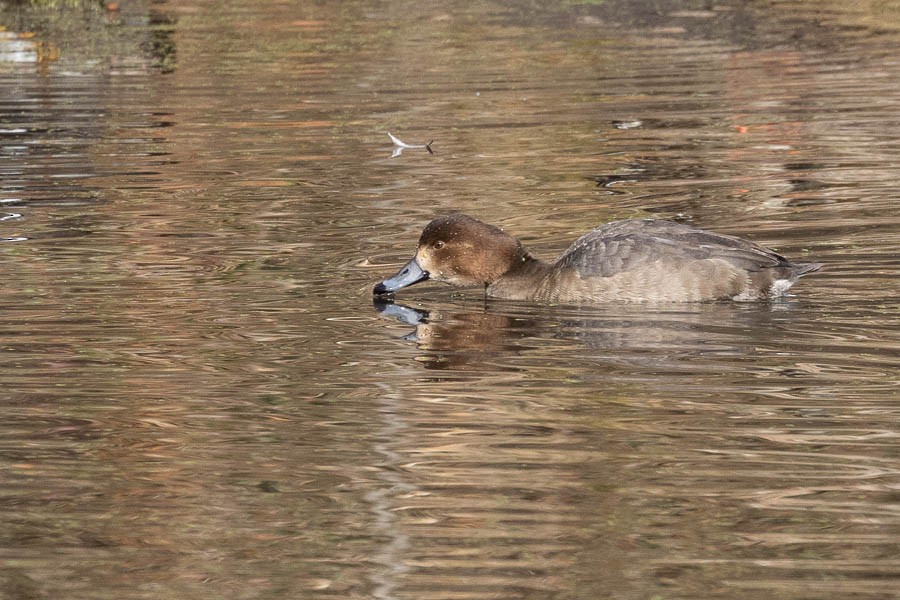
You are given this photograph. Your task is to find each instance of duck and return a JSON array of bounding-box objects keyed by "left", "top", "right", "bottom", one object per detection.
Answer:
[{"left": 372, "top": 214, "right": 821, "bottom": 303}]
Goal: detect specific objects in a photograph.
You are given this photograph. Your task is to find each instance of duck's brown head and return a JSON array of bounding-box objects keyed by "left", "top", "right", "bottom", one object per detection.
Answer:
[{"left": 373, "top": 214, "right": 527, "bottom": 295}]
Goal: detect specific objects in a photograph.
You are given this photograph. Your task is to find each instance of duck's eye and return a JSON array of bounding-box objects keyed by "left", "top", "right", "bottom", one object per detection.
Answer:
[{"left": 434, "top": 240, "right": 445, "bottom": 249}]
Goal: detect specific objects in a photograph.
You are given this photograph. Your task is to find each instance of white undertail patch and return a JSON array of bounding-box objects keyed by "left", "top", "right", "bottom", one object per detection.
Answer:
[{"left": 769, "top": 279, "right": 794, "bottom": 297}]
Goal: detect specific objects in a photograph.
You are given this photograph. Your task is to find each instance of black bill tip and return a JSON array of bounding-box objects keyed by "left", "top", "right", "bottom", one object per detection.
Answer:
[
  {"left": 372, "top": 258, "right": 429, "bottom": 296},
  {"left": 373, "top": 282, "right": 393, "bottom": 296}
]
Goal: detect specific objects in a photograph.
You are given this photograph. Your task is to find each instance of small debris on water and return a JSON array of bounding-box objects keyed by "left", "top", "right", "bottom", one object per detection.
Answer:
[{"left": 388, "top": 132, "right": 434, "bottom": 157}]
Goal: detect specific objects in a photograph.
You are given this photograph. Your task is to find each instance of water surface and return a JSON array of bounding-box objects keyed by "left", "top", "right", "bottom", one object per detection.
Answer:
[{"left": 1, "top": 1, "right": 898, "bottom": 598}]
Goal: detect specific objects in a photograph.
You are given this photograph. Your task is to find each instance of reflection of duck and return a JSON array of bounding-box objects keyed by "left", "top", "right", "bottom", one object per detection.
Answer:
[
  {"left": 373, "top": 298, "right": 793, "bottom": 371},
  {"left": 374, "top": 298, "right": 539, "bottom": 367},
  {"left": 374, "top": 214, "right": 821, "bottom": 303}
]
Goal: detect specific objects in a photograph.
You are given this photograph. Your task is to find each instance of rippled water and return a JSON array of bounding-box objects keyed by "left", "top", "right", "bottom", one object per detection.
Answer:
[{"left": 1, "top": 0, "right": 898, "bottom": 598}]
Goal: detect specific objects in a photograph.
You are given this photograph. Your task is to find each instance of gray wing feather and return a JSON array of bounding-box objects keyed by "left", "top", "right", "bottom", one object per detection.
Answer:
[{"left": 555, "top": 220, "right": 788, "bottom": 278}]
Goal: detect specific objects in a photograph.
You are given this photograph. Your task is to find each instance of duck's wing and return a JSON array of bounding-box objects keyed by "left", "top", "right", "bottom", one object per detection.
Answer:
[{"left": 555, "top": 219, "right": 790, "bottom": 278}]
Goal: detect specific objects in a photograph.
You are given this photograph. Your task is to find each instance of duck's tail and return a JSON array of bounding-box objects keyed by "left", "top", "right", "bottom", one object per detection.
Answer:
[
  {"left": 764, "top": 262, "right": 822, "bottom": 298},
  {"left": 795, "top": 262, "right": 823, "bottom": 277}
]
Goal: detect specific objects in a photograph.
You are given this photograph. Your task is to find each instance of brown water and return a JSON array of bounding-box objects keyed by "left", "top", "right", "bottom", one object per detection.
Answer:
[{"left": 1, "top": 1, "right": 898, "bottom": 598}]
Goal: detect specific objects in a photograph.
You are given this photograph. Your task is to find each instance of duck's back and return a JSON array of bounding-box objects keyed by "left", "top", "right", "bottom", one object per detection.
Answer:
[{"left": 538, "top": 219, "right": 820, "bottom": 303}]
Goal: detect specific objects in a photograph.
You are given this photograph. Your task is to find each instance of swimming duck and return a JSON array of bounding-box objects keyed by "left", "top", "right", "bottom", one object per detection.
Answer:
[{"left": 373, "top": 214, "right": 821, "bottom": 303}]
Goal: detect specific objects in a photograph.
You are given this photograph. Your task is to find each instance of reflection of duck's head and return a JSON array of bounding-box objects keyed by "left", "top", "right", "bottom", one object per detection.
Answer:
[
  {"left": 373, "top": 214, "right": 821, "bottom": 303},
  {"left": 373, "top": 298, "right": 532, "bottom": 369}
]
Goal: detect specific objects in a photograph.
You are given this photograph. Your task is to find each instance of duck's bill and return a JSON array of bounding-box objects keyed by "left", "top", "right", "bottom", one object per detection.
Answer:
[{"left": 373, "top": 258, "right": 429, "bottom": 295}]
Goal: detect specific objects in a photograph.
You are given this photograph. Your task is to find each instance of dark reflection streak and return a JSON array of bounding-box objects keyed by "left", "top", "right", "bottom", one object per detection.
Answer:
[{"left": 365, "top": 382, "right": 415, "bottom": 600}]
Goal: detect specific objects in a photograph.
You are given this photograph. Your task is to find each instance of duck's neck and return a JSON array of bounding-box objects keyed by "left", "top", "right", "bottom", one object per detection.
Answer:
[{"left": 485, "top": 253, "right": 555, "bottom": 301}]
